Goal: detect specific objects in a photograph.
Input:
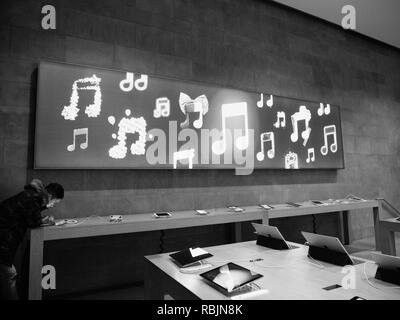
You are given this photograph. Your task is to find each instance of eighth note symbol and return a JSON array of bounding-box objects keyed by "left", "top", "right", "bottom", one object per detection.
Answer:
[
  {"left": 212, "top": 102, "right": 249, "bottom": 155},
  {"left": 317, "top": 103, "right": 331, "bottom": 116},
  {"left": 321, "top": 125, "right": 337, "bottom": 156},
  {"left": 67, "top": 128, "right": 88, "bottom": 152},
  {"left": 306, "top": 148, "right": 315, "bottom": 163},
  {"left": 256, "top": 93, "right": 273, "bottom": 108}
]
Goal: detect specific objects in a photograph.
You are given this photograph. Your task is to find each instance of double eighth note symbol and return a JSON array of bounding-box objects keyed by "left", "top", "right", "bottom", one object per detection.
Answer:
[
  {"left": 67, "top": 128, "right": 88, "bottom": 152},
  {"left": 257, "top": 94, "right": 273, "bottom": 108}
]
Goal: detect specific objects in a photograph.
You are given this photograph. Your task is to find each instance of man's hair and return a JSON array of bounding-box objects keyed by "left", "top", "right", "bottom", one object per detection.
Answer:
[{"left": 46, "top": 183, "right": 64, "bottom": 199}]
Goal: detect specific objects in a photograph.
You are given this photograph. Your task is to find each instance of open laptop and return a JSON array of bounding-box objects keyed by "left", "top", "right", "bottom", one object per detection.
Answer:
[
  {"left": 252, "top": 223, "right": 298, "bottom": 249},
  {"left": 371, "top": 252, "right": 400, "bottom": 269},
  {"left": 301, "top": 231, "right": 364, "bottom": 265},
  {"left": 169, "top": 247, "right": 213, "bottom": 267},
  {"left": 370, "top": 252, "right": 400, "bottom": 285}
]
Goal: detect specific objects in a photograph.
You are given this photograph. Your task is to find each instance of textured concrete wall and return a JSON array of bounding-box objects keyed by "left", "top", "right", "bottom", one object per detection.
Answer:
[{"left": 1, "top": 0, "right": 399, "bottom": 297}]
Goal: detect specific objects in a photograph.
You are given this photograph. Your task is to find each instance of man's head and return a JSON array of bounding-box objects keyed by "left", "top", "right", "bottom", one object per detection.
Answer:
[{"left": 45, "top": 183, "right": 64, "bottom": 208}]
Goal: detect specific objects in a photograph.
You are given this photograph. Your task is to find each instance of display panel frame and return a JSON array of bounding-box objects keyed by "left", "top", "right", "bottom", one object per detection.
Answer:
[{"left": 34, "top": 60, "right": 345, "bottom": 170}]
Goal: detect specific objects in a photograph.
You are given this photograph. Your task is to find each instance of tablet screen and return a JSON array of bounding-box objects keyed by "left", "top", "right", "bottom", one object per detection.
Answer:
[{"left": 200, "top": 263, "right": 262, "bottom": 293}]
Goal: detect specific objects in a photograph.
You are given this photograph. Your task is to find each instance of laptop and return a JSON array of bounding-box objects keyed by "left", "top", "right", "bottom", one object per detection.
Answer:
[
  {"left": 169, "top": 247, "right": 213, "bottom": 267},
  {"left": 251, "top": 223, "right": 298, "bottom": 249},
  {"left": 370, "top": 252, "right": 400, "bottom": 285},
  {"left": 371, "top": 252, "right": 400, "bottom": 271},
  {"left": 301, "top": 231, "right": 364, "bottom": 265},
  {"left": 200, "top": 262, "right": 263, "bottom": 294}
]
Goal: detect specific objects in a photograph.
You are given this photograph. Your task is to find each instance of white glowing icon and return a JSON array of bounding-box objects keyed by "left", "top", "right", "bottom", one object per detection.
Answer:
[
  {"left": 256, "top": 132, "right": 274, "bottom": 161},
  {"left": 273, "top": 111, "right": 286, "bottom": 128},
  {"left": 290, "top": 105, "right": 312, "bottom": 146},
  {"left": 120, "top": 72, "right": 134, "bottom": 92},
  {"left": 179, "top": 92, "right": 209, "bottom": 129},
  {"left": 173, "top": 149, "right": 195, "bottom": 169},
  {"left": 67, "top": 128, "right": 88, "bottom": 152},
  {"left": 256, "top": 93, "right": 273, "bottom": 108},
  {"left": 61, "top": 75, "right": 102, "bottom": 120},
  {"left": 108, "top": 116, "right": 115, "bottom": 126},
  {"left": 108, "top": 109, "right": 147, "bottom": 159},
  {"left": 306, "top": 147, "right": 315, "bottom": 163},
  {"left": 285, "top": 151, "right": 298, "bottom": 169},
  {"left": 134, "top": 74, "right": 148, "bottom": 91},
  {"left": 119, "top": 72, "right": 148, "bottom": 92},
  {"left": 321, "top": 125, "right": 337, "bottom": 156},
  {"left": 154, "top": 97, "right": 170, "bottom": 118},
  {"left": 318, "top": 103, "right": 331, "bottom": 116},
  {"left": 212, "top": 102, "right": 249, "bottom": 155}
]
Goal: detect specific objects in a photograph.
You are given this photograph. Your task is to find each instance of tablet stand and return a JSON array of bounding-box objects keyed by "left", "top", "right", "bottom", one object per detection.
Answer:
[
  {"left": 375, "top": 267, "right": 400, "bottom": 285},
  {"left": 307, "top": 245, "right": 353, "bottom": 266},
  {"left": 256, "top": 235, "right": 289, "bottom": 250}
]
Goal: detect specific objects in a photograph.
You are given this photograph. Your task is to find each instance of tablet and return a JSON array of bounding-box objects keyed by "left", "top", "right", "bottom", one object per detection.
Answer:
[
  {"left": 258, "top": 204, "right": 273, "bottom": 210},
  {"left": 195, "top": 209, "right": 209, "bottom": 215},
  {"left": 200, "top": 262, "right": 263, "bottom": 293},
  {"left": 153, "top": 212, "right": 171, "bottom": 218}
]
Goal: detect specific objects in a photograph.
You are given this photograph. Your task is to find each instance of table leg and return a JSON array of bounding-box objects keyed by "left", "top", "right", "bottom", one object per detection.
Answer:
[
  {"left": 234, "top": 222, "right": 242, "bottom": 242},
  {"left": 388, "top": 231, "right": 396, "bottom": 256},
  {"left": 337, "top": 212, "right": 345, "bottom": 244},
  {"left": 144, "top": 260, "right": 166, "bottom": 300},
  {"left": 381, "top": 229, "right": 396, "bottom": 256},
  {"left": 28, "top": 228, "right": 44, "bottom": 300},
  {"left": 338, "top": 211, "right": 350, "bottom": 245},
  {"left": 262, "top": 212, "right": 269, "bottom": 225},
  {"left": 373, "top": 206, "right": 381, "bottom": 251}
]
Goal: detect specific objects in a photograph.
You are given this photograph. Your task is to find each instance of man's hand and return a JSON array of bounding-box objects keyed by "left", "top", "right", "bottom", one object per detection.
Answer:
[{"left": 41, "top": 215, "right": 55, "bottom": 226}]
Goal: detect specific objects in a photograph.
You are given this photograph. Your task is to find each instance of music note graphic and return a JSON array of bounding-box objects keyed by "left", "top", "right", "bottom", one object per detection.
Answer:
[
  {"left": 173, "top": 149, "right": 195, "bottom": 169},
  {"left": 290, "top": 105, "right": 312, "bottom": 146},
  {"left": 285, "top": 151, "right": 298, "bottom": 169},
  {"left": 212, "top": 102, "right": 249, "bottom": 155},
  {"left": 119, "top": 73, "right": 148, "bottom": 92},
  {"left": 320, "top": 125, "right": 337, "bottom": 156},
  {"left": 256, "top": 94, "right": 273, "bottom": 108},
  {"left": 273, "top": 111, "right": 286, "bottom": 128},
  {"left": 134, "top": 74, "right": 148, "bottom": 91},
  {"left": 119, "top": 72, "right": 134, "bottom": 92},
  {"left": 67, "top": 128, "right": 88, "bottom": 152},
  {"left": 256, "top": 93, "right": 264, "bottom": 108},
  {"left": 61, "top": 75, "right": 102, "bottom": 120},
  {"left": 179, "top": 93, "right": 209, "bottom": 129},
  {"left": 108, "top": 109, "right": 147, "bottom": 159},
  {"left": 153, "top": 97, "right": 170, "bottom": 118},
  {"left": 256, "top": 132, "right": 275, "bottom": 161},
  {"left": 306, "top": 148, "right": 315, "bottom": 163},
  {"left": 266, "top": 95, "right": 273, "bottom": 108},
  {"left": 317, "top": 103, "right": 331, "bottom": 116}
]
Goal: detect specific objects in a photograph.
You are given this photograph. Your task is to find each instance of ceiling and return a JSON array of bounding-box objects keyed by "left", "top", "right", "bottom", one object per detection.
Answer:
[{"left": 272, "top": 0, "right": 400, "bottom": 49}]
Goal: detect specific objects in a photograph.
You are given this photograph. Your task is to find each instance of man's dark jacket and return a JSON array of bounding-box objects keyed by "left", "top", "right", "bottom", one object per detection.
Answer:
[{"left": 0, "top": 180, "right": 49, "bottom": 266}]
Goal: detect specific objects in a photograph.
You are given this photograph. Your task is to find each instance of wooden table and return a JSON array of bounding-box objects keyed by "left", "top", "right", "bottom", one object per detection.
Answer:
[
  {"left": 27, "top": 199, "right": 381, "bottom": 300},
  {"left": 267, "top": 199, "right": 382, "bottom": 248},
  {"left": 144, "top": 240, "right": 400, "bottom": 300},
  {"left": 28, "top": 207, "right": 268, "bottom": 300},
  {"left": 380, "top": 218, "right": 400, "bottom": 256}
]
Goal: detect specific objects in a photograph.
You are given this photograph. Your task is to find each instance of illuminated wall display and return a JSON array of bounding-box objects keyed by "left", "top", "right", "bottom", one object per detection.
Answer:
[{"left": 35, "top": 61, "right": 344, "bottom": 170}]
